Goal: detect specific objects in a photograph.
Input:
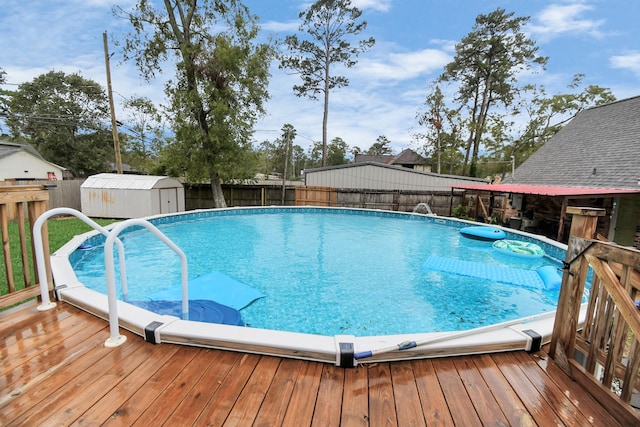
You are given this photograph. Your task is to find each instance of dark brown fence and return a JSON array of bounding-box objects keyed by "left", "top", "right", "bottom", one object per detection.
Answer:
[
  {"left": 8, "top": 179, "right": 479, "bottom": 219},
  {"left": 185, "top": 184, "right": 465, "bottom": 215}
]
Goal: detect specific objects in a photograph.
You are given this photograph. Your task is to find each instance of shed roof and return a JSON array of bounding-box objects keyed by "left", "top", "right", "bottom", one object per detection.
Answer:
[
  {"left": 81, "top": 173, "right": 182, "bottom": 190},
  {"left": 453, "top": 183, "right": 640, "bottom": 197},
  {"left": 306, "top": 161, "right": 488, "bottom": 183}
]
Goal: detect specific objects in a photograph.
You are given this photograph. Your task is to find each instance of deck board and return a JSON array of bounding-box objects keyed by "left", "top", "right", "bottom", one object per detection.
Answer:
[
  {"left": 495, "top": 351, "right": 568, "bottom": 427},
  {"left": 454, "top": 356, "right": 510, "bottom": 426},
  {"left": 389, "top": 361, "right": 426, "bottom": 427},
  {"left": 71, "top": 344, "right": 181, "bottom": 426},
  {"left": 253, "top": 358, "right": 304, "bottom": 426},
  {"left": 100, "top": 345, "right": 201, "bottom": 426},
  {"left": 433, "top": 357, "right": 484, "bottom": 426},
  {"left": 473, "top": 354, "right": 535, "bottom": 426},
  {"left": 503, "top": 351, "right": 593, "bottom": 425},
  {"left": 2, "top": 312, "right": 105, "bottom": 394},
  {"left": 281, "top": 359, "right": 323, "bottom": 427},
  {"left": 163, "top": 349, "right": 238, "bottom": 425},
  {"left": 530, "top": 351, "right": 624, "bottom": 427},
  {"left": 311, "top": 364, "right": 345, "bottom": 426},
  {"left": 367, "top": 362, "right": 398, "bottom": 426},
  {"left": 341, "top": 364, "right": 369, "bottom": 426},
  {"left": 195, "top": 352, "right": 261, "bottom": 426},
  {"left": 410, "top": 359, "right": 455, "bottom": 426},
  {"left": 0, "top": 301, "right": 630, "bottom": 426},
  {"left": 224, "top": 355, "right": 281, "bottom": 426}
]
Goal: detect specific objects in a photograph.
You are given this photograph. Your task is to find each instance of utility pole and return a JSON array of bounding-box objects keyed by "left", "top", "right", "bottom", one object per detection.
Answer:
[
  {"left": 281, "top": 127, "right": 292, "bottom": 205},
  {"left": 103, "top": 31, "right": 123, "bottom": 174}
]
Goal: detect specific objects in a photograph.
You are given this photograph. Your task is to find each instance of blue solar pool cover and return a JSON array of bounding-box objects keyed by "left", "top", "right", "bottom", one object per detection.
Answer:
[{"left": 423, "top": 256, "right": 561, "bottom": 290}]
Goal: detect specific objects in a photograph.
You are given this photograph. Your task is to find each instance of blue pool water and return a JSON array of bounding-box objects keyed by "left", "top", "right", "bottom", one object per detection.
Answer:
[{"left": 71, "top": 208, "right": 565, "bottom": 336}]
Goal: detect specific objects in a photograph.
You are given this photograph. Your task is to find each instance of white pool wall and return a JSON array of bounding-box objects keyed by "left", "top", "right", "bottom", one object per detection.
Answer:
[{"left": 50, "top": 207, "right": 581, "bottom": 365}]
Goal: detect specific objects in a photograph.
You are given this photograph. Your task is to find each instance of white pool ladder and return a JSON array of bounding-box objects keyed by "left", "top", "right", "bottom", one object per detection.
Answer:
[
  {"left": 33, "top": 208, "right": 188, "bottom": 348},
  {"left": 33, "top": 208, "right": 128, "bottom": 312}
]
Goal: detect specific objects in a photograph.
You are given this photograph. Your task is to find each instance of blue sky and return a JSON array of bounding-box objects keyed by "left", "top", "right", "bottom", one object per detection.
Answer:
[{"left": 1, "top": 0, "right": 639, "bottom": 154}]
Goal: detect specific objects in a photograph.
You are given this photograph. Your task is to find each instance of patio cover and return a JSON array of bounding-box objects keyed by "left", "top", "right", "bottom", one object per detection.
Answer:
[
  {"left": 452, "top": 183, "right": 640, "bottom": 197},
  {"left": 452, "top": 183, "right": 640, "bottom": 242}
]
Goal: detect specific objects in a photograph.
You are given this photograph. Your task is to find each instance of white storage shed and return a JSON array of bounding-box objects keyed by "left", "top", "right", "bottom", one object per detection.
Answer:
[{"left": 81, "top": 173, "right": 185, "bottom": 219}]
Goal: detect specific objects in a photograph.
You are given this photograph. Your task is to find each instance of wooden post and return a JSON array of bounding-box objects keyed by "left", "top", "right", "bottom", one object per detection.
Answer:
[
  {"left": 0, "top": 203, "right": 15, "bottom": 293},
  {"left": 556, "top": 197, "right": 569, "bottom": 241},
  {"left": 28, "top": 198, "right": 53, "bottom": 291},
  {"left": 478, "top": 194, "right": 490, "bottom": 220},
  {"left": 549, "top": 206, "right": 606, "bottom": 369},
  {"left": 16, "top": 204, "right": 32, "bottom": 287}
]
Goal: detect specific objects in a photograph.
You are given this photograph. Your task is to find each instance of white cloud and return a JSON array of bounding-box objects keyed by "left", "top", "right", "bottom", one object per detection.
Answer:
[
  {"left": 528, "top": 2, "right": 606, "bottom": 41},
  {"left": 355, "top": 48, "right": 451, "bottom": 82},
  {"left": 429, "top": 39, "right": 457, "bottom": 53},
  {"left": 255, "top": 58, "right": 426, "bottom": 153},
  {"left": 352, "top": 0, "right": 393, "bottom": 12},
  {"left": 260, "top": 20, "right": 300, "bottom": 33},
  {"left": 610, "top": 51, "right": 640, "bottom": 77}
]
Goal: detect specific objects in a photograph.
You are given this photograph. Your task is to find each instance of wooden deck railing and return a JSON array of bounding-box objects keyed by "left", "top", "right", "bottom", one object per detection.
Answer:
[
  {"left": 550, "top": 207, "right": 640, "bottom": 426},
  {"left": 0, "top": 185, "right": 51, "bottom": 309}
]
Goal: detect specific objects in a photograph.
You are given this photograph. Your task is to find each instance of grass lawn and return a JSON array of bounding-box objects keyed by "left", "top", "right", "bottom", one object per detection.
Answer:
[{"left": 1, "top": 217, "right": 117, "bottom": 296}]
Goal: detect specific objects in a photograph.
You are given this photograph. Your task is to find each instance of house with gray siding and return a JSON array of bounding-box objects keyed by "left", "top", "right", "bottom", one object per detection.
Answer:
[{"left": 304, "top": 161, "right": 487, "bottom": 193}]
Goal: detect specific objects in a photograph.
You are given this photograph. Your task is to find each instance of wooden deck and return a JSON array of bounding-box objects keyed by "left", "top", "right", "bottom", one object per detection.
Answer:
[{"left": 1, "top": 301, "right": 626, "bottom": 426}]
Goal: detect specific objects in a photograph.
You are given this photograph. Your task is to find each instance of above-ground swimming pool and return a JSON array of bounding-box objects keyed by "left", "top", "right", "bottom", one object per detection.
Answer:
[{"left": 51, "top": 207, "right": 572, "bottom": 365}]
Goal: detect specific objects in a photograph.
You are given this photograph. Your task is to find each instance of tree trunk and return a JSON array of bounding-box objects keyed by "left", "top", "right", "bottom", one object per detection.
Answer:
[
  {"left": 462, "top": 85, "right": 481, "bottom": 176},
  {"left": 461, "top": 135, "right": 473, "bottom": 176},
  {"left": 470, "top": 69, "right": 494, "bottom": 177},
  {"left": 321, "top": 44, "right": 330, "bottom": 167},
  {"left": 209, "top": 171, "right": 227, "bottom": 208}
]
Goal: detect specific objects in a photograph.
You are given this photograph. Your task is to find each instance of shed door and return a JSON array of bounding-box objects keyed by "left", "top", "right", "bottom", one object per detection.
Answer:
[{"left": 160, "top": 188, "right": 178, "bottom": 214}]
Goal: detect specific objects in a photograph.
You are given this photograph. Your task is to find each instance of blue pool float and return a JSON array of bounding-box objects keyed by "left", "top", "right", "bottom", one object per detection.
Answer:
[
  {"left": 493, "top": 239, "right": 545, "bottom": 258},
  {"left": 129, "top": 299, "right": 245, "bottom": 326},
  {"left": 460, "top": 226, "right": 506, "bottom": 241}
]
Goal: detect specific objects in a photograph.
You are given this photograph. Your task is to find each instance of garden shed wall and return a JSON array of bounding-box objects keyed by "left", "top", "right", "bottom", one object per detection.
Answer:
[{"left": 81, "top": 173, "right": 184, "bottom": 219}]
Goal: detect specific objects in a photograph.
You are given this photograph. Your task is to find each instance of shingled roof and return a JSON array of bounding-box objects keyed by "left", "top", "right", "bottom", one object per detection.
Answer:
[
  {"left": 0, "top": 141, "right": 45, "bottom": 161},
  {"left": 354, "top": 148, "right": 424, "bottom": 167},
  {"left": 507, "top": 96, "right": 640, "bottom": 190}
]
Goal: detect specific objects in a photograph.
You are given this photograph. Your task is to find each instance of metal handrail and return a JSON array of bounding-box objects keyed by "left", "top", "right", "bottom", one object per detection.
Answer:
[
  {"left": 103, "top": 218, "right": 188, "bottom": 347},
  {"left": 34, "top": 208, "right": 188, "bottom": 348},
  {"left": 33, "top": 208, "right": 128, "bottom": 311}
]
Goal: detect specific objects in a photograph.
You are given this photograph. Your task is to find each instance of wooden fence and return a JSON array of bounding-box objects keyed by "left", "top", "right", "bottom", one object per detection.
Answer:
[
  {"left": 1, "top": 180, "right": 83, "bottom": 219},
  {"left": 8, "top": 181, "right": 471, "bottom": 218},
  {"left": 294, "top": 186, "right": 337, "bottom": 207},
  {"left": 550, "top": 207, "right": 640, "bottom": 426},
  {"left": 0, "top": 185, "right": 52, "bottom": 309},
  {"left": 293, "top": 186, "right": 463, "bottom": 216}
]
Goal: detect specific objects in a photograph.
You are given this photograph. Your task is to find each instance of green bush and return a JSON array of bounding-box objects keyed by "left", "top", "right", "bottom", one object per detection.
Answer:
[
  {"left": 451, "top": 204, "right": 472, "bottom": 220},
  {"left": 0, "top": 217, "right": 116, "bottom": 295}
]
